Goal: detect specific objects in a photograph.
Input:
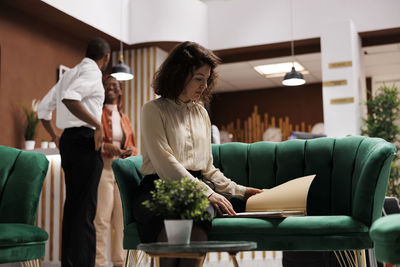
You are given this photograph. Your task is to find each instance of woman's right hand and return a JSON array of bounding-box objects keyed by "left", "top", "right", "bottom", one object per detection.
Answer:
[
  {"left": 208, "top": 192, "right": 236, "bottom": 216},
  {"left": 103, "top": 143, "right": 122, "bottom": 157}
]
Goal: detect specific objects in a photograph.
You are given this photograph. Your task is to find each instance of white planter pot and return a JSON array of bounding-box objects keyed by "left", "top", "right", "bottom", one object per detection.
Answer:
[
  {"left": 25, "top": 140, "right": 35, "bottom": 150},
  {"left": 41, "top": 141, "right": 49, "bottom": 149},
  {"left": 49, "top": 141, "right": 57, "bottom": 149},
  {"left": 164, "top": 219, "right": 193, "bottom": 244}
]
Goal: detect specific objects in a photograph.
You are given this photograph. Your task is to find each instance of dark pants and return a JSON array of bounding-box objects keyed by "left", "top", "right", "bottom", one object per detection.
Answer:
[{"left": 59, "top": 127, "right": 103, "bottom": 267}]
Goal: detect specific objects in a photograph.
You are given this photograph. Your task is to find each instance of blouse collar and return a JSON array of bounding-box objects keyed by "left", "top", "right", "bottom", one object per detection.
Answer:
[
  {"left": 104, "top": 104, "right": 118, "bottom": 112},
  {"left": 165, "top": 98, "right": 197, "bottom": 110}
]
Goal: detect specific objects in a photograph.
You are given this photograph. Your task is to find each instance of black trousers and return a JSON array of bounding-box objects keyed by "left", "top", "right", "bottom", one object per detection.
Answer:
[{"left": 59, "top": 127, "right": 103, "bottom": 267}]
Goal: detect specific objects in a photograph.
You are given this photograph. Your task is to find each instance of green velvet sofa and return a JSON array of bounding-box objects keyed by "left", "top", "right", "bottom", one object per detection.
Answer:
[
  {"left": 0, "top": 146, "right": 49, "bottom": 264},
  {"left": 113, "top": 136, "right": 395, "bottom": 257},
  {"left": 370, "top": 214, "right": 400, "bottom": 265}
]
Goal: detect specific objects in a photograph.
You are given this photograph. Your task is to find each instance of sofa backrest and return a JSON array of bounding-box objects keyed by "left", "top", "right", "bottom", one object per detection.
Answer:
[
  {"left": 212, "top": 136, "right": 396, "bottom": 226},
  {"left": 0, "top": 146, "right": 49, "bottom": 224},
  {"left": 113, "top": 136, "right": 395, "bottom": 227}
]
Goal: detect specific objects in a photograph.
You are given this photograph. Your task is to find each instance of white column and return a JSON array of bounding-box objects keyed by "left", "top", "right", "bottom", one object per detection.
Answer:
[{"left": 321, "top": 20, "right": 366, "bottom": 137}]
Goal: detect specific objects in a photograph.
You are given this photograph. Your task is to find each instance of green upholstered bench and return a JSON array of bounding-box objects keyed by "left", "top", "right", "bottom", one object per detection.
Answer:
[
  {"left": 113, "top": 136, "right": 395, "bottom": 265},
  {"left": 370, "top": 214, "right": 400, "bottom": 265},
  {"left": 0, "top": 146, "right": 49, "bottom": 265}
]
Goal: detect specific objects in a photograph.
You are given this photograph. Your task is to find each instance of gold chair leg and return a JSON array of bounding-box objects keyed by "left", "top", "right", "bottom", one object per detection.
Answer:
[
  {"left": 229, "top": 253, "right": 239, "bottom": 267},
  {"left": 334, "top": 250, "right": 367, "bottom": 267},
  {"left": 124, "top": 249, "right": 131, "bottom": 267},
  {"left": 20, "top": 259, "right": 41, "bottom": 267}
]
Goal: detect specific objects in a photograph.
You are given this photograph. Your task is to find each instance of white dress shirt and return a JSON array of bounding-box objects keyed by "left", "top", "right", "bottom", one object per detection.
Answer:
[
  {"left": 140, "top": 97, "right": 246, "bottom": 198},
  {"left": 37, "top": 58, "right": 104, "bottom": 129}
]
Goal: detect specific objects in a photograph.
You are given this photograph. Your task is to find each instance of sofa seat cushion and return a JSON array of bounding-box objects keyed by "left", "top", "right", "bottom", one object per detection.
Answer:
[
  {"left": 210, "top": 215, "right": 371, "bottom": 251},
  {"left": 0, "top": 224, "right": 48, "bottom": 247},
  {"left": 370, "top": 214, "right": 400, "bottom": 264}
]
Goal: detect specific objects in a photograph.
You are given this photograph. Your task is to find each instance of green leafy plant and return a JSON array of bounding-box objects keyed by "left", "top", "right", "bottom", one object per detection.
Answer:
[
  {"left": 21, "top": 99, "right": 40, "bottom": 140},
  {"left": 142, "top": 177, "right": 212, "bottom": 220},
  {"left": 362, "top": 84, "right": 400, "bottom": 199}
]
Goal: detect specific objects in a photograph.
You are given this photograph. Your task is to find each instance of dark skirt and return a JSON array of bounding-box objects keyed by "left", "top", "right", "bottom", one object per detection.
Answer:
[{"left": 132, "top": 170, "right": 216, "bottom": 243}]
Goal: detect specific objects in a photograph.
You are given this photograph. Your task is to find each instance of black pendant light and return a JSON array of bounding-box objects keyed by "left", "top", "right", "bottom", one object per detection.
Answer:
[
  {"left": 111, "top": 43, "right": 133, "bottom": 81},
  {"left": 282, "top": 66, "right": 305, "bottom": 86},
  {"left": 111, "top": 0, "right": 133, "bottom": 81},
  {"left": 282, "top": 0, "right": 306, "bottom": 86}
]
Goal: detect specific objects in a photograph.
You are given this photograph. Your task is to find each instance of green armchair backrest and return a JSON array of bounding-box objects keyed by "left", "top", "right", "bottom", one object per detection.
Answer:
[
  {"left": 113, "top": 136, "right": 395, "bottom": 228},
  {"left": 0, "top": 146, "right": 49, "bottom": 224}
]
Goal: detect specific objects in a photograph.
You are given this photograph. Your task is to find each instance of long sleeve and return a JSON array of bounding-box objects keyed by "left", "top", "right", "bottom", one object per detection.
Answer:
[
  {"left": 141, "top": 101, "right": 214, "bottom": 196},
  {"left": 140, "top": 98, "right": 246, "bottom": 198},
  {"left": 37, "top": 85, "right": 57, "bottom": 120}
]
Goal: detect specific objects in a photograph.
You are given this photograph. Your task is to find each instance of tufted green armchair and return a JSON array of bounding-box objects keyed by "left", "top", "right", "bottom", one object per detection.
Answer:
[
  {"left": 113, "top": 136, "right": 395, "bottom": 266},
  {"left": 0, "top": 146, "right": 49, "bottom": 265}
]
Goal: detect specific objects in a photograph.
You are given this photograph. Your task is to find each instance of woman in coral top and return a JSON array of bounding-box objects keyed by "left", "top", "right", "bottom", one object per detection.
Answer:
[{"left": 94, "top": 75, "right": 137, "bottom": 267}]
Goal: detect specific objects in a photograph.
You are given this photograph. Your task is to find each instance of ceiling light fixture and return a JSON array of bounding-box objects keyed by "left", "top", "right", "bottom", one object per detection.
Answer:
[
  {"left": 282, "top": 0, "right": 305, "bottom": 86},
  {"left": 111, "top": 0, "right": 133, "bottom": 81},
  {"left": 255, "top": 62, "right": 306, "bottom": 77}
]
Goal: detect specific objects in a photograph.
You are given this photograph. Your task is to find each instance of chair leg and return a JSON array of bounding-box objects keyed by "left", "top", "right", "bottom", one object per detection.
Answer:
[
  {"left": 20, "top": 259, "right": 41, "bottom": 267},
  {"left": 124, "top": 249, "right": 131, "bottom": 267},
  {"left": 334, "top": 250, "right": 367, "bottom": 267}
]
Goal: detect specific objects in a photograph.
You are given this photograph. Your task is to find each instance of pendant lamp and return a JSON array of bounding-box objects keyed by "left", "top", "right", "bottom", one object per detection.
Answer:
[
  {"left": 282, "top": 0, "right": 305, "bottom": 86},
  {"left": 111, "top": 0, "right": 133, "bottom": 81},
  {"left": 111, "top": 43, "right": 133, "bottom": 81}
]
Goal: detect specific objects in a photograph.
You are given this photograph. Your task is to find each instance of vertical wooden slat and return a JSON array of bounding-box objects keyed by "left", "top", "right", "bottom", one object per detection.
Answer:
[
  {"left": 133, "top": 49, "right": 138, "bottom": 141},
  {"left": 147, "top": 47, "right": 151, "bottom": 102},
  {"left": 271, "top": 116, "right": 276, "bottom": 128},
  {"left": 140, "top": 48, "right": 144, "bottom": 109},
  {"left": 153, "top": 47, "right": 157, "bottom": 99},
  {"left": 50, "top": 160, "right": 55, "bottom": 261},
  {"left": 248, "top": 117, "right": 252, "bottom": 143},
  {"left": 59, "top": 168, "right": 64, "bottom": 261},
  {"left": 127, "top": 49, "right": 132, "bottom": 119}
]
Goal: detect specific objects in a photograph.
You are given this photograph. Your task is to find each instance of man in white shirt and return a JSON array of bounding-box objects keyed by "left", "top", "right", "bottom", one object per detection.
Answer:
[{"left": 37, "top": 37, "right": 110, "bottom": 267}]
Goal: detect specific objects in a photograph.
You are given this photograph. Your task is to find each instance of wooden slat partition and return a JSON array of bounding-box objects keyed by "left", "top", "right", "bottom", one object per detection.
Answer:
[{"left": 221, "top": 105, "right": 313, "bottom": 143}]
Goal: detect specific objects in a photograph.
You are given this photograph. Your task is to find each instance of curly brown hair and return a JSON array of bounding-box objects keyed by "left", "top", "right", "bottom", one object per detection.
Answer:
[{"left": 153, "top": 41, "right": 220, "bottom": 104}]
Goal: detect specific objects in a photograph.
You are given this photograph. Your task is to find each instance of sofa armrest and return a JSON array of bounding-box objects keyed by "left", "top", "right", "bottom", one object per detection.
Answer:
[
  {"left": 112, "top": 156, "right": 143, "bottom": 227},
  {"left": 352, "top": 140, "right": 396, "bottom": 226}
]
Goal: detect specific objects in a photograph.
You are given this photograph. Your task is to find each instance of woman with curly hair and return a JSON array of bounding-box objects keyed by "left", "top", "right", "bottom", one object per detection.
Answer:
[{"left": 133, "top": 41, "right": 262, "bottom": 267}]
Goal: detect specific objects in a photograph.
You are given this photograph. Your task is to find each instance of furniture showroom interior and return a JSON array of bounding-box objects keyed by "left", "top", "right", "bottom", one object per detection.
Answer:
[{"left": 1, "top": 0, "right": 400, "bottom": 267}]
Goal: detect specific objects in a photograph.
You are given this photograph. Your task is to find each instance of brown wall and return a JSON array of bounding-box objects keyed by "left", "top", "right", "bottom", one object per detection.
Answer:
[
  {"left": 210, "top": 83, "right": 324, "bottom": 131},
  {"left": 0, "top": 3, "right": 112, "bottom": 148}
]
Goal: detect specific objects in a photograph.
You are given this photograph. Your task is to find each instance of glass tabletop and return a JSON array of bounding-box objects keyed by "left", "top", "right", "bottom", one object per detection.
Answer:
[{"left": 137, "top": 241, "right": 257, "bottom": 254}]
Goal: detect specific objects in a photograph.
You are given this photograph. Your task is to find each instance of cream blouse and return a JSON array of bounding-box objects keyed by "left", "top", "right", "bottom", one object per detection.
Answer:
[{"left": 140, "top": 97, "right": 246, "bottom": 198}]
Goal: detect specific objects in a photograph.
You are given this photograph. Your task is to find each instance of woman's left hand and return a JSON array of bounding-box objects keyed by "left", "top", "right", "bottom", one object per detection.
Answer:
[{"left": 244, "top": 187, "right": 263, "bottom": 201}]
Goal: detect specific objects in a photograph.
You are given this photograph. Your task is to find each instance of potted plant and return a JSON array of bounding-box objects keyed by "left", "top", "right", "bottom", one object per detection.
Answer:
[
  {"left": 142, "top": 177, "right": 212, "bottom": 244},
  {"left": 362, "top": 84, "right": 400, "bottom": 199},
  {"left": 49, "top": 139, "right": 57, "bottom": 149},
  {"left": 21, "top": 99, "right": 40, "bottom": 150},
  {"left": 41, "top": 138, "right": 48, "bottom": 149}
]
